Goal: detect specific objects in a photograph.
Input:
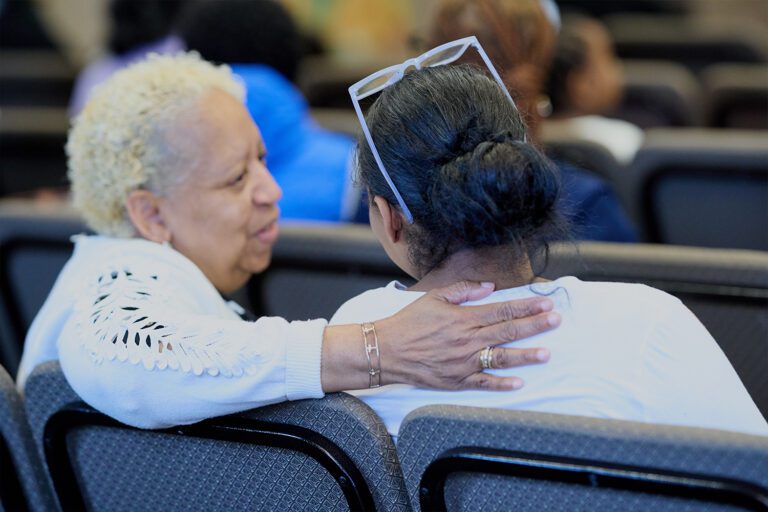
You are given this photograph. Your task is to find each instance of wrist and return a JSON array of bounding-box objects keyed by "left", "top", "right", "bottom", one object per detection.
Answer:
[
  {"left": 320, "top": 324, "right": 369, "bottom": 392},
  {"left": 362, "top": 322, "right": 381, "bottom": 388},
  {"left": 371, "top": 315, "right": 408, "bottom": 387}
]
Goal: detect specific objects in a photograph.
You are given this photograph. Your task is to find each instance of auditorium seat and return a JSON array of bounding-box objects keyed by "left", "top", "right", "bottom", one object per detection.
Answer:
[
  {"left": 626, "top": 128, "right": 768, "bottom": 250},
  {"left": 0, "top": 51, "right": 74, "bottom": 107},
  {"left": 397, "top": 405, "right": 768, "bottom": 511},
  {"left": 0, "top": 200, "right": 86, "bottom": 374},
  {"left": 544, "top": 242, "right": 768, "bottom": 420},
  {"left": 0, "top": 107, "right": 69, "bottom": 196},
  {"left": 554, "top": 0, "right": 689, "bottom": 17},
  {"left": 605, "top": 15, "right": 768, "bottom": 74},
  {"left": 299, "top": 57, "right": 381, "bottom": 109},
  {"left": 614, "top": 60, "right": 702, "bottom": 128},
  {"left": 542, "top": 137, "right": 625, "bottom": 184},
  {"left": 702, "top": 63, "right": 768, "bottom": 130},
  {"left": 24, "top": 361, "right": 410, "bottom": 512},
  {"left": 0, "top": 365, "right": 56, "bottom": 512},
  {"left": 247, "top": 223, "right": 410, "bottom": 321},
  {"left": 311, "top": 108, "right": 360, "bottom": 136}
]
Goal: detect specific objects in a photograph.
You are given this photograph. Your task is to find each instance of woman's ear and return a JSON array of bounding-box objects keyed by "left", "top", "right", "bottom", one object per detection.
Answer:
[
  {"left": 372, "top": 195, "right": 405, "bottom": 244},
  {"left": 125, "top": 189, "right": 171, "bottom": 243}
]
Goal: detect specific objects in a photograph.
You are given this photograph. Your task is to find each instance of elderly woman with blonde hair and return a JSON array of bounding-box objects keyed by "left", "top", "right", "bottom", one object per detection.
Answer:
[{"left": 17, "top": 53, "right": 559, "bottom": 429}]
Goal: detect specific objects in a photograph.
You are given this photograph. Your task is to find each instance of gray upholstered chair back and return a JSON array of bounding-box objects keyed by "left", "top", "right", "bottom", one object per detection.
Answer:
[
  {"left": 24, "top": 361, "right": 410, "bottom": 512},
  {"left": 606, "top": 15, "right": 768, "bottom": 73},
  {"left": 248, "top": 223, "right": 410, "bottom": 321},
  {"left": 397, "top": 405, "right": 768, "bottom": 512},
  {"left": 543, "top": 242, "right": 768, "bottom": 420},
  {"left": 0, "top": 200, "right": 87, "bottom": 375},
  {"left": 627, "top": 128, "right": 768, "bottom": 249},
  {"left": 543, "top": 138, "right": 625, "bottom": 185},
  {"left": 702, "top": 63, "right": 768, "bottom": 130},
  {"left": 618, "top": 60, "right": 703, "bottom": 128},
  {"left": 0, "top": 365, "right": 56, "bottom": 512},
  {"left": 311, "top": 108, "right": 361, "bottom": 137}
]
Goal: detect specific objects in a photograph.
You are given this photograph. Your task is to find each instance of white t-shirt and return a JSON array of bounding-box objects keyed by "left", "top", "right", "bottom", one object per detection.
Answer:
[
  {"left": 330, "top": 277, "right": 767, "bottom": 439},
  {"left": 541, "top": 115, "right": 644, "bottom": 165}
]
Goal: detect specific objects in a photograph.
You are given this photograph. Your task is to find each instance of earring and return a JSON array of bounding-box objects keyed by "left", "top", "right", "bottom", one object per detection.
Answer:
[{"left": 536, "top": 94, "right": 552, "bottom": 118}]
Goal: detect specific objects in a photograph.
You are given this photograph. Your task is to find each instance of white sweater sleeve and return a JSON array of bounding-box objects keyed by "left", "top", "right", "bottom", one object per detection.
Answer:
[
  {"left": 640, "top": 299, "right": 768, "bottom": 436},
  {"left": 57, "top": 265, "right": 326, "bottom": 429}
]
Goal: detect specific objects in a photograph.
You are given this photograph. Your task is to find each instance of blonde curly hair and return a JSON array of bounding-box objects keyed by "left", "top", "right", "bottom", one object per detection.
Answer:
[{"left": 67, "top": 52, "right": 246, "bottom": 237}]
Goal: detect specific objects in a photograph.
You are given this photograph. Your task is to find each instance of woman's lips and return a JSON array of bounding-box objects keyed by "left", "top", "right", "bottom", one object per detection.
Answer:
[{"left": 254, "top": 220, "right": 279, "bottom": 244}]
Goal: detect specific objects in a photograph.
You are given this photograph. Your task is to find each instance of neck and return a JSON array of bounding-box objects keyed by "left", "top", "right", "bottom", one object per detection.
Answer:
[{"left": 408, "top": 246, "right": 537, "bottom": 293}]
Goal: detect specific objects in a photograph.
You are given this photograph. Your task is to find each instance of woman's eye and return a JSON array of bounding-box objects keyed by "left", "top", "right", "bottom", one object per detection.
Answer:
[
  {"left": 259, "top": 154, "right": 268, "bottom": 166},
  {"left": 230, "top": 170, "right": 247, "bottom": 186}
]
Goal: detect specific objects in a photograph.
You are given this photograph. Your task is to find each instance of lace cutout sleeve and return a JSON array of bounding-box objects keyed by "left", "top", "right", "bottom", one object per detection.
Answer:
[{"left": 74, "top": 267, "right": 264, "bottom": 377}]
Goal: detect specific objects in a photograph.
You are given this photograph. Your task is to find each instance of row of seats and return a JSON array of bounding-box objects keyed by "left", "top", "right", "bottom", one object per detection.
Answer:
[
  {"left": 604, "top": 14, "right": 768, "bottom": 74},
  {"left": 1, "top": 201, "right": 767, "bottom": 419},
  {"left": 2, "top": 126, "right": 766, "bottom": 250},
  {"left": 3, "top": 361, "right": 768, "bottom": 511},
  {"left": 618, "top": 61, "right": 767, "bottom": 129},
  {"left": 311, "top": 116, "right": 768, "bottom": 251},
  {"left": 301, "top": 59, "right": 768, "bottom": 130}
]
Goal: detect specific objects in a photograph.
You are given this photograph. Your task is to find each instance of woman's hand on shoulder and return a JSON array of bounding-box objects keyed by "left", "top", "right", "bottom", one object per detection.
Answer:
[{"left": 375, "top": 280, "right": 559, "bottom": 391}]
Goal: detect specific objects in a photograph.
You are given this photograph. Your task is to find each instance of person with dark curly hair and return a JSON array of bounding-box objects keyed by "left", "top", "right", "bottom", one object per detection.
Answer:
[{"left": 332, "top": 62, "right": 766, "bottom": 440}]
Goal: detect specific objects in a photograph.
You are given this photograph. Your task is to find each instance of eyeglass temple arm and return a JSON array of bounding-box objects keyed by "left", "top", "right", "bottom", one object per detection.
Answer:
[
  {"left": 473, "top": 44, "right": 528, "bottom": 142},
  {"left": 350, "top": 98, "right": 415, "bottom": 224}
]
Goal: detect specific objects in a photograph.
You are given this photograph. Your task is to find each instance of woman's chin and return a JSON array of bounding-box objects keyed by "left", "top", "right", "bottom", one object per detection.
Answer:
[{"left": 244, "top": 252, "right": 273, "bottom": 276}]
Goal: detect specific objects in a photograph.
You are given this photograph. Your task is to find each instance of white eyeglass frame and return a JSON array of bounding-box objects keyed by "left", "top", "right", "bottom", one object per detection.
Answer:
[{"left": 348, "top": 35, "right": 521, "bottom": 224}]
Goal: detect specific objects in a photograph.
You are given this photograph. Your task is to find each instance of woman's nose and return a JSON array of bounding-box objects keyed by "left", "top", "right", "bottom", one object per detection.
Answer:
[{"left": 251, "top": 165, "right": 283, "bottom": 206}]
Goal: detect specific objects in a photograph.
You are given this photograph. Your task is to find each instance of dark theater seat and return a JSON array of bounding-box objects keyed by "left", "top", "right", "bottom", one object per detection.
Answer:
[
  {"left": 24, "top": 361, "right": 410, "bottom": 512},
  {"left": 398, "top": 405, "right": 768, "bottom": 511}
]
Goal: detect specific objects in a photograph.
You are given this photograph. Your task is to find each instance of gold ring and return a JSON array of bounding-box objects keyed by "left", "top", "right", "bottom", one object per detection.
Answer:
[{"left": 480, "top": 346, "right": 494, "bottom": 370}]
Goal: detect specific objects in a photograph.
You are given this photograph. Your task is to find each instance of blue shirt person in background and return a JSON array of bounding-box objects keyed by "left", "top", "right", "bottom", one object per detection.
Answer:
[{"left": 180, "top": 0, "right": 358, "bottom": 222}]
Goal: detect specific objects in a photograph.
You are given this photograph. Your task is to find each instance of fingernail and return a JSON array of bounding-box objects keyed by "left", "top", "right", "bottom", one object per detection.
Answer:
[
  {"left": 547, "top": 312, "right": 561, "bottom": 327},
  {"left": 536, "top": 348, "right": 550, "bottom": 362},
  {"left": 512, "top": 378, "right": 524, "bottom": 390},
  {"left": 480, "top": 281, "right": 495, "bottom": 289},
  {"left": 538, "top": 299, "right": 554, "bottom": 312}
]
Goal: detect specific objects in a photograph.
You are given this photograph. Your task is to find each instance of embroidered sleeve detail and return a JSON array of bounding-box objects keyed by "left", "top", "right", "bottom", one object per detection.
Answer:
[{"left": 76, "top": 267, "right": 263, "bottom": 377}]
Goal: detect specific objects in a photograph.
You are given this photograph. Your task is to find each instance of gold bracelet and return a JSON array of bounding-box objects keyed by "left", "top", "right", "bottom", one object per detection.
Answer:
[{"left": 361, "top": 322, "right": 381, "bottom": 388}]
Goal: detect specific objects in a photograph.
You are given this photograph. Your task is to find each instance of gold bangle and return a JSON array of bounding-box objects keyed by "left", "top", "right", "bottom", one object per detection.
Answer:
[{"left": 361, "top": 322, "right": 381, "bottom": 388}]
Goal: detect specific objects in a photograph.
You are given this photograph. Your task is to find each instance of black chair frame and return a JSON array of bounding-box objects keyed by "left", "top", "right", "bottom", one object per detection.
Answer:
[
  {"left": 247, "top": 252, "right": 407, "bottom": 315},
  {"left": 0, "top": 431, "right": 29, "bottom": 512},
  {"left": 0, "top": 237, "right": 74, "bottom": 349},
  {"left": 44, "top": 402, "right": 376, "bottom": 512},
  {"left": 419, "top": 447, "right": 768, "bottom": 512},
  {"left": 639, "top": 165, "right": 768, "bottom": 246}
]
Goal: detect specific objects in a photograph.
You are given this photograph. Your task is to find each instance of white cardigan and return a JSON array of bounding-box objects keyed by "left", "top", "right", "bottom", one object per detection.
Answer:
[{"left": 18, "top": 236, "right": 327, "bottom": 428}]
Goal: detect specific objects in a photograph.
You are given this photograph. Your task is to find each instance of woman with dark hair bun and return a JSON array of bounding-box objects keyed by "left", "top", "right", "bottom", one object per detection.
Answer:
[
  {"left": 430, "top": 0, "right": 638, "bottom": 243},
  {"left": 332, "top": 63, "right": 766, "bottom": 441}
]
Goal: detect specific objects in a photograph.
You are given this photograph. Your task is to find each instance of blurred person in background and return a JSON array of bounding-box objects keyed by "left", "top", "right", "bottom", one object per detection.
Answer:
[
  {"left": 542, "top": 13, "right": 643, "bottom": 165},
  {"left": 68, "top": 0, "right": 187, "bottom": 116},
  {"left": 334, "top": 61, "right": 767, "bottom": 440},
  {"left": 283, "top": 0, "right": 414, "bottom": 66},
  {"left": 179, "top": 0, "right": 359, "bottom": 222},
  {"left": 17, "top": 53, "right": 560, "bottom": 429},
  {"left": 430, "top": 0, "right": 638, "bottom": 243}
]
